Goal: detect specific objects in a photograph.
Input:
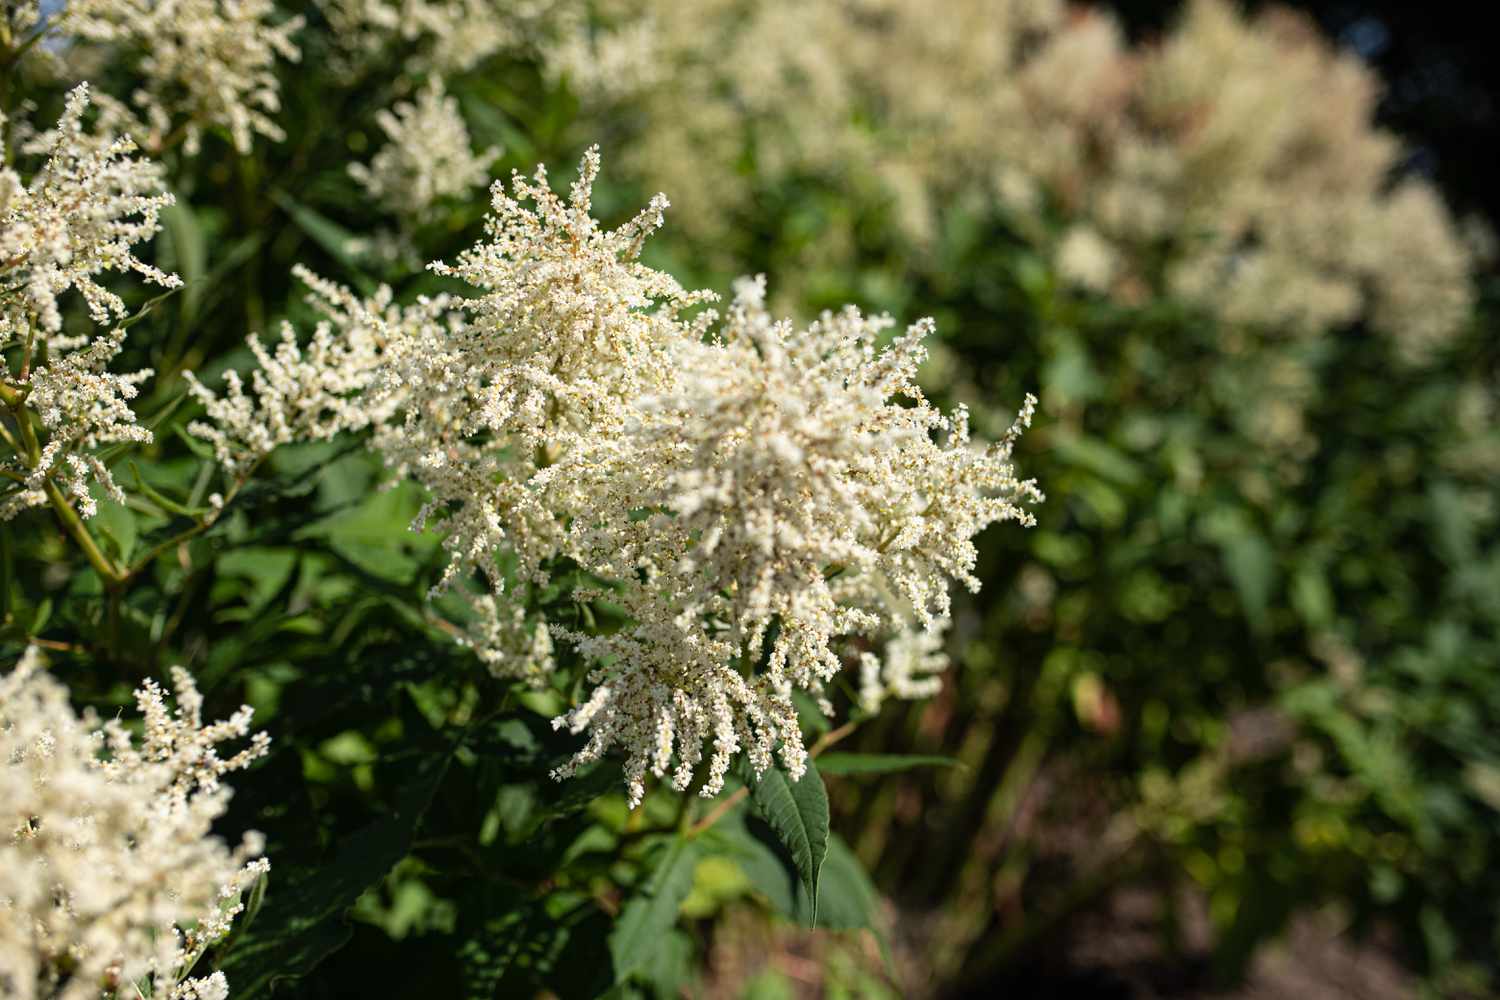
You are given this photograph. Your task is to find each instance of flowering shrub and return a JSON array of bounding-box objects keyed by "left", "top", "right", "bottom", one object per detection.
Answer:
[
  {"left": 1, "top": 650, "right": 268, "bottom": 1000},
  {"left": 0, "top": 4, "right": 1041, "bottom": 996},
  {"left": 1, "top": 0, "right": 1494, "bottom": 996},
  {"left": 584, "top": 0, "right": 1474, "bottom": 358}
]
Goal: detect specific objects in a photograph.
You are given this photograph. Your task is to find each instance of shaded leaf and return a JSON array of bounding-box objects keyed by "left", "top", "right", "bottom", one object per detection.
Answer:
[
  {"left": 744, "top": 760, "right": 829, "bottom": 925},
  {"left": 216, "top": 750, "right": 452, "bottom": 996},
  {"left": 815, "top": 752, "right": 960, "bottom": 776},
  {"left": 609, "top": 837, "right": 703, "bottom": 985}
]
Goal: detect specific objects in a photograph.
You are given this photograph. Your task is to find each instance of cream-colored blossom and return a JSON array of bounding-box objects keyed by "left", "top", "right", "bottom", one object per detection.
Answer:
[
  {"left": 592, "top": 0, "right": 1473, "bottom": 351},
  {"left": 4, "top": 2, "right": 41, "bottom": 37},
  {"left": 859, "top": 619, "right": 951, "bottom": 714},
  {"left": 1, "top": 87, "right": 174, "bottom": 523},
  {"left": 183, "top": 266, "right": 456, "bottom": 476},
  {"left": 2, "top": 329, "right": 153, "bottom": 520},
  {"left": 548, "top": 275, "right": 1041, "bottom": 803},
  {"left": 192, "top": 151, "right": 1043, "bottom": 805},
  {"left": 1056, "top": 225, "right": 1118, "bottom": 294},
  {"left": 459, "top": 592, "right": 556, "bottom": 684},
  {"left": 60, "top": 0, "right": 302, "bottom": 154},
  {"left": 1365, "top": 181, "right": 1475, "bottom": 362},
  {"left": 315, "top": 0, "right": 560, "bottom": 76},
  {"left": 0, "top": 83, "right": 179, "bottom": 345},
  {"left": 542, "top": 3, "right": 662, "bottom": 100},
  {"left": 398, "top": 146, "right": 716, "bottom": 591},
  {"left": 0, "top": 650, "right": 268, "bottom": 1000},
  {"left": 348, "top": 77, "right": 499, "bottom": 222}
]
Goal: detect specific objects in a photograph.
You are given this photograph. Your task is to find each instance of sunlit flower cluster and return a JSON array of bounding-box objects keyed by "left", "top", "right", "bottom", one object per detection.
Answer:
[
  {"left": 0, "top": 649, "right": 268, "bottom": 1000},
  {"left": 315, "top": 0, "right": 560, "bottom": 76},
  {"left": 0, "top": 84, "right": 178, "bottom": 346},
  {"left": 1, "top": 85, "right": 174, "bottom": 523},
  {"left": 396, "top": 146, "right": 716, "bottom": 593},
  {"left": 550, "top": 274, "right": 1040, "bottom": 804},
  {"left": 3, "top": 2, "right": 41, "bottom": 39},
  {"left": 59, "top": 0, "right": 302, "bottom": 153},
  {"left": 859, "top": 619, "right": 951, "bottom": 715},
  {"left": 192, "top": 152, "right": 1042, "bottom": 805},
  {"left": 348, "top": 77, "right": 499, "bottom": 223},
  {"left": 591, "top": 0, "right": 1474, "bottom": 354},
  {"left": 3, "top": 330, "right": 153, "bottom": 520},
  {"left": 183, "top": 266, "right": 454, "bottom": 477}
]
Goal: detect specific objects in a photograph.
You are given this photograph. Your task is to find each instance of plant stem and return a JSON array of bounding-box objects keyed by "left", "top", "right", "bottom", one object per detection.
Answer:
[{"left": 44, "top": 479, "right": 126, "bottom": 585}]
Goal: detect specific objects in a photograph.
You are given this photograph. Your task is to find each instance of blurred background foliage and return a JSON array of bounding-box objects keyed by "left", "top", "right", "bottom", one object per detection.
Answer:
[{"left": 4, "top": 0, "right": 1499, "bottom": 997}]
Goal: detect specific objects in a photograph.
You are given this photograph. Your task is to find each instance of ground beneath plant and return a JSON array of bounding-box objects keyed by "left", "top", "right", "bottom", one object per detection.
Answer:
[{"left": 700, "top": 891, "right": 1419, "bottom": 999}]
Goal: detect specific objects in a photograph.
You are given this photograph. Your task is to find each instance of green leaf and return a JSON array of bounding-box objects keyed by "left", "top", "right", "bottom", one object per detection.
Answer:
[
  {"left": 271, "top": 190, "right": 370, "bottom": 279},
  {"left": 744, "top": 759, "right": 829, "bottom": 926},
  {"left": 718, "top": 814, "right": 881, "bottom": 940},
  {"left": 161, "top": 199, "right": 208, "bottom": 322},
  {"left": 216, "top": 750, "right": 452, "bottom": 997},
  {"left": 1428, "top": 481, "right": 1475, "bottom": 567},
  {"left": 796, "top": 834, "right": 880, "bottom": 932},
  {"left": 1053, "top": 433, "right": 1142, "bottom": 486},
  {"left": 609, "top": 837, "right": 703, "bottom": 985},
  {"left": 1219, "top": 531, "right": 1274, "bottom": 636},
  {"left": 91, "top": 497, "right": 136, "bottom": 562},
  {"left": 814, "top": 752, "right": 960, "bottom": 776},
  {"left": 130, "top": 462, "right": 208, "bottom": 518}
]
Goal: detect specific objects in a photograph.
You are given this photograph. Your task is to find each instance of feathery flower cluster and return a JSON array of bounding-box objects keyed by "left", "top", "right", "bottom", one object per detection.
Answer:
[
  {"left": 592, "top": 0, "right": 1474, "bottom": 354},
  {"left": 3, "top": 2, "right": 41, "bottom": 40},
  {"left": 551, "top": 276, "right": 1040, "bottom": 803},
  {"left": 0, "top": 650, "right": 269, "bottom": 1000},
  {"left": 191, "top": 151, "right": 1042, "bottom": 805},
  {"left": 0, "top": 84, "right": 178, "bottom": 346},
  {"left": 459, "top": 592, "right": 556, "bottom": 684},
  {"left": 183, "top": 266, "right": 455, "bottom": 476},
  {"left": 315, "top": 0, "right": 560, "bottom": 76},
  {"left": 541, "top": 4, "right": 662, "bottom": 101},
  {"left": 3, "top": 330, "right": 153, "bottom": 520},
  {"left": 394, "top": 147, "right": 715, "bottom": 594},
  {"left": 1, "top": 85, "right": 175, "bottom": 523},
  {"left": 859, "top": 620, "right": 951, "bottom": 715},
  {"left": 348, "top": 78, "right": 499, "bottom": 223},
  {"left": 59, "top": 0, "right": 302, "bottom": 153}
]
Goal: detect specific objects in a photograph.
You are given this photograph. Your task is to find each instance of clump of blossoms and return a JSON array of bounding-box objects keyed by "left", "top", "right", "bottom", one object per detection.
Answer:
[
  {"left": 57, "top": 0, "right": 302, "bottom": 154},
  {"left": 590, "top": 0, "right": 1474, "bottom": 355},
  {"left": 3, "top": 330, "right": 153, "bottom": 520},
  {"left": 0, "top": 649, "right": 269, "bottom": 1000},
  {"left": 181, "top": 265, "right": 459, "bottom": 478},
  {"left": 190, "top": 151, "right": 1042, "bottom": 807},
  {"left": 2, "top": 2, "right": 40, "bottom": 45},
  {"left": 315, "top": 0, "right": 561, "bottom": 77},
  {"left": 0, "top": 83, "right": 178, "bottom": 346},
  {"left": 387, "top": 146, "right": 716, "bottom": 595},
  {"left": 1, "top": 84, "right": 176, "bottom": 524},
  {"left": 348, "top": 77, "right": 499, "bottom": 224},
  {"left": 551, "top": 276, "right": 1041, "bottom": 803}
]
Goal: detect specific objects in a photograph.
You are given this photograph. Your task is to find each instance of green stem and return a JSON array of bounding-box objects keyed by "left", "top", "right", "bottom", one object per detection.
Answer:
[
  {"left": 44, "top": 480, "right": 126, "bottom": 585},
  {"left": 123, "top": 471, "right": 249, "bottom": 579}
]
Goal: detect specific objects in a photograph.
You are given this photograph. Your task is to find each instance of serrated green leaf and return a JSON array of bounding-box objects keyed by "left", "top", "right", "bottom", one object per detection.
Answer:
[
  {"left": 744, "top": 760, "right": 829, "bottom": 926},
  {"left": 796, "top": 835, "right": 879, "bottom": 932}
]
